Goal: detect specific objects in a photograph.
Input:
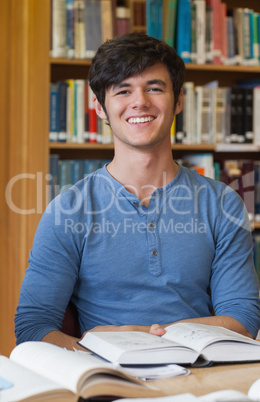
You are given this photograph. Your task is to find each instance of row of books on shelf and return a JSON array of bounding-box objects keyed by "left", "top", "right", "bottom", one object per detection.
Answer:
[
  {"left": 50, "top": 78, "right": 260, "bottom": 145},
  {"left": 49, "top": 156, "right": 112, "bottom": 199},
  {"left": 148, "top": 0, "right": 260, "bottom": 66},
  {"left": 49, "top": 80, "right": 113, "bottom": 143},
  {"left": 51, "top": 0, "right": 131, "bottom": 59},
  {"left": 49, "top": 154, "right": 260, "bottom": 224},
  {"left": 174, "top": 80, "right": 260, "bottom": 145}
]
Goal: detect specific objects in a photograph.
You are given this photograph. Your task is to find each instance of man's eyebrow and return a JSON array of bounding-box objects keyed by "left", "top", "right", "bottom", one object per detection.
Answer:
[{"left": 113, "top": 78, "right": 166, "bottom": 90}]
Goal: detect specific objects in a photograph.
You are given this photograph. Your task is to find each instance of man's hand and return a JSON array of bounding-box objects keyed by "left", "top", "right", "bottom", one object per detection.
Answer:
[{"left": 85, "top": 323, "right": 166, "bottom": 336}]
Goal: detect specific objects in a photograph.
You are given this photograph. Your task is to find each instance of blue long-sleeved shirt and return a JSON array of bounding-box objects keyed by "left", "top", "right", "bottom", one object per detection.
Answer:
[{"left": 15, "top": 164, "right": 260, "bottom": 343}]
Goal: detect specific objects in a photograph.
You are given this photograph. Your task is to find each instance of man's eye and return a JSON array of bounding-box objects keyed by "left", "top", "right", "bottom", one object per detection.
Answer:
[
  {"left": 149, "top": 87, "right": 163, "bottom": 92},
  {"left": 116, "top": 90, "right": 129, "bottom": 95}
]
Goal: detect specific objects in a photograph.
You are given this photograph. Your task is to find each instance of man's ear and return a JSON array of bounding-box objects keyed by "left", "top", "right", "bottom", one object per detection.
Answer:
[
  {"left": 175, "top": 88, "right": 183, "bottom": 115},
  {"left": 93, "top": 95, "right": 107, "bottom": 120}
]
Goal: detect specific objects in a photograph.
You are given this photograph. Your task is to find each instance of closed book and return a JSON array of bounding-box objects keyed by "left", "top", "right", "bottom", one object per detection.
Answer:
[
  {"left": 75, "top": 79, "right": 85, "bottom": 143},
  {"left": 116, "top": 6, "right": 131, "bottom": 36},
  {"left": 84, "top": 81, "right": 89, "bottom": 142},
  {"left": 49, "top": 83, "right": 59, "bottom": 142},
  {"left": 212, "top": 0, "right": 222, "bottom": 64},
  {"left": 194, "top": 0, "right": 206, "bottom": 64},
  {"left": 176, "top": 0, "right": 191, "bottom": 62},
  {"left": 84, "top": 0, "right": 102, "bottom": 59},
  {"left": 164, "top": 0, "right": 177, "bottom": 46},
  {"left": 74, "top": 0, "right": 86, "bottom": 58},
  {"left": 51, "top": 0, "right": 67, "bottom": 57},
  {"left": 253, "top": 86, "right": 260, "bottom": 145},
  {"left": 131, "top": 0, "right": 146, "bottom": 27},
  {"left": 205, "top": 0, "right": 213, "bottom": 63},
  {"left": 66, "top": 79, "right": 75, "bottom": 142},
  {"left": 66, "top": 0, "right": 75, "bottom": 58},
  {"left": 146, "top": 0, "right": 163, "bottom": 40},
  {"left": 175, "top": 111, "right": 184, "bottom": 143},
  {"left": 182, "top": 82, "right": 195, "bottom": 144},
  {"left": 230, "top": 86, "right": 244, "bottom": 143},
  {"left": 88, "top": 85, "right": 97, "bottom": 142},
  {"left": 57, "top": 81, "right": 68, "bottom": 142},
  {"left": 101, "top": 0, "right": 114, "bottom": 41},
  {"left": 49, "top": 154, "right": 60, "bottom": 201},
  {"left": 215, "top": 87, "right": 228, "bottom": 143}
]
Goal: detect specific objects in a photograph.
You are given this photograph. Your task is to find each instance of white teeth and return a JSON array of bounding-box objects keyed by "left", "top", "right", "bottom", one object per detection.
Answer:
[{"left": 128, "top": 116, "right": 154, "bottom": 124}]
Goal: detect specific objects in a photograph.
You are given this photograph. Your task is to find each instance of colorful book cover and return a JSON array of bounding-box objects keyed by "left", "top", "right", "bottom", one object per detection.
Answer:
[
  {"left": 146, "top": 0, "right": 163, "bottom": 40},
  {"left": 176, "top": 0, "right": 191, "bottom": 62}
]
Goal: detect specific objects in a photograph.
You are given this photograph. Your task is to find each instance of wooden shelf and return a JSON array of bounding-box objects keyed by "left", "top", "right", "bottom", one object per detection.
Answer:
[
  {"left": 49, "top": 142, "right": 260, "bottom": 152},
  {"left": 49, "top": 142, "right": 114, "bottom": 150},
  {"left": 185, "top": 63, "right": 260, "bottom": 73},
  {"left": 50, "top": 57, "right": 92, "bottom": 66}
]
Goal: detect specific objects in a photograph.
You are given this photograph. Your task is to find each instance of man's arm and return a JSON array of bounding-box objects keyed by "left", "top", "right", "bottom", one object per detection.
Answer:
[{"left": 42, "top": 314, "right": 253, "bottom": 351}]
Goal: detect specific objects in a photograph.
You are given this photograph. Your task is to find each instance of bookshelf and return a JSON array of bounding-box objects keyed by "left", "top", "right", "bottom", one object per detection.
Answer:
[{"left": 1, "top": 0, "right": 260, "bottom": 356}]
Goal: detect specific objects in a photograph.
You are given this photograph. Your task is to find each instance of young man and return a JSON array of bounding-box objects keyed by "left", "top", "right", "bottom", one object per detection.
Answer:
[{"left": 15, "top": 33, "right": 260, "bottom": 350}]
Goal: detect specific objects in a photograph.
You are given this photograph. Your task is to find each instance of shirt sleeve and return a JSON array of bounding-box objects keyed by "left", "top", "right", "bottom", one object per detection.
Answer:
[
  {"left": 15, "top": 192, "right": 82, "bottom": 344},
  {"left": 211, "top": 185, "right": 260, "bottom": 338}
]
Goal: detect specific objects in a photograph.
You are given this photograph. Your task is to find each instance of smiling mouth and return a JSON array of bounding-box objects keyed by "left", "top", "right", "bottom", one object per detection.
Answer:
[{"left": 127, "top": 116, "right": 155, "bottom": 124}]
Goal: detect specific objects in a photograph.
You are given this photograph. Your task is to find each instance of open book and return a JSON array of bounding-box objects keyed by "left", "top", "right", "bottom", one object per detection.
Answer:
[
  {"left": 0, "top": 341, "right": 164, "bottom": 401},
  {"left": 78, "top": 323, "right": 260, "bottom": 366}
]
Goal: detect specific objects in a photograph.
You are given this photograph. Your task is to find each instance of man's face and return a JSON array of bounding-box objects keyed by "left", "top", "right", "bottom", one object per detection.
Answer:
[{"left": 94, "top": 62, "right": 183, "bottom": 151}]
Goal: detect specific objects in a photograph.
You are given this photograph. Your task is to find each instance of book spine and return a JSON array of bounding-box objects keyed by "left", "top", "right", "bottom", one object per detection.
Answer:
[
  {"left": 220, "top": 2, "right": 227, "bottom": 64},
  {"left": 51, "top": 0, "right": 67, "bottom": 57},
  {"left": 195, "top": 0, "right": 206, "bottom": 64},
  {"left": 73, "top": 81, "right": 78, "bottom": 142},
  {"left": 66, "top": 0, "right": 75, "bottom": 58},
  {"left": 190, "top": 1, "right": 197, "bottom": 63},
  {"left": 75, "top": 79, "right": 85, "bottom": 143},
  {"left": 176, "top": 0, "right": 191, "bottom": 62},
  {"left": 74, "top": 0, "right": 86, "bottom": 58},
  {"left": 88, "top": 86, "right": 97, "bottom": 142},
  {"left": 243, "top": 87, "right": 254, "bottom": 143},
  {"left": 146, "top": 0, "right": 163, "bottom": 40},
  {"left": 175, "top": 111, "right": 184, "bottom": 143},
  {"left": 101, "top": 0, "right": 114, "bottom": 41},
  {"left": 182, "top": 82, "right": 194, "bottom": 144},
  {"left": 84, "top": 0, "right": 102, "bottom": 59},
  {"left": 253, "top": 86, "right": 260, "bottom": 145},
  {"left": 253, "top": 12, "right": 259, "bottom": 65},
  {"left": 49, "top": 154, "right": 60, "bottom": 200},
  {"left": 57, "top": 81, "right": 68, "bottom": 142},
  {"left": 165, "top": 0, "right": 177, "bottom": 47},
  {"left": 215, "top": 87, "right": 227, "bottom": 143},
  {"left": 132, "top": 0, "right": 146, "bottom": 27},
  {"left": 205, "top": 0, "right": 213, "bottom": 63},
  {"left": 116, "top": 6, "right": 131, "bottom": 36},
  {"left": 212, "top": 0, "right": 222, "bottom": 64},
  {"left": 84, "top": 81, "right": 89, "bottom": 142},
  {"left": 194, "top": 85, "right": 203, "bottom": 144},
  {"left": 49, "top": 83, "right": 59, "bottom": 142}
]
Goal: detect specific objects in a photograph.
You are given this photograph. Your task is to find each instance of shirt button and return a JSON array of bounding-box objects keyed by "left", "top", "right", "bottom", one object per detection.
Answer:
[
  {"left": 152, "top": 250, "right": 158, "bottom": 256},
  {"left": 149, "top": 222, "right": 155, "bottom": 229},
  {"left": 133, "top": 201, "right": 139, "bottom": 206}
]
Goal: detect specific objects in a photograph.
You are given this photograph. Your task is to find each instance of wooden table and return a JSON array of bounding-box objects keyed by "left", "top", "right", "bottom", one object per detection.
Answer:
[{"left": 153, "top": 362, "right": 260, "bottom": 397}]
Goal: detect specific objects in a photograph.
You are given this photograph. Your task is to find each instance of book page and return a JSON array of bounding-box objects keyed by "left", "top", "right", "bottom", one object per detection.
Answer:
[
  {"left": 0, "top": 356, "right": 76, "bottom": 402},
  {"left": 163, "top": 323, "right": 260, "bottom": 353},
  {"left": 10, "top": 341, "right": 118, "bottom": 394}
]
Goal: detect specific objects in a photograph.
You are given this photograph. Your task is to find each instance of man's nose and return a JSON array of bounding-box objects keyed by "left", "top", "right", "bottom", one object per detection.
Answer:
[{"left": 132, "top": 89, "right": 150, "bottom": 108}]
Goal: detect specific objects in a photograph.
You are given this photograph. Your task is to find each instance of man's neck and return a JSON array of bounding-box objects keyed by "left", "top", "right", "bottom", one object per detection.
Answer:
[{"left": 107, "top": 145, "right": 178, "bottom": 207}]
